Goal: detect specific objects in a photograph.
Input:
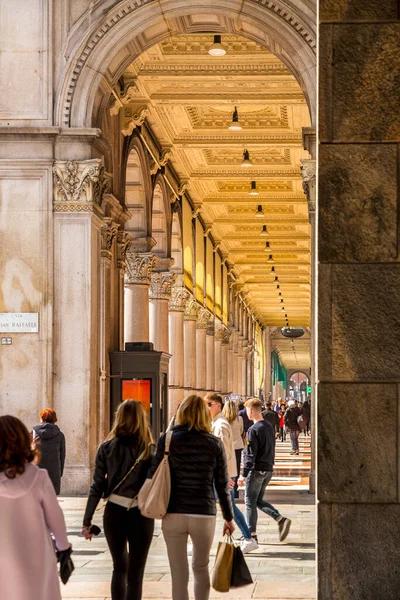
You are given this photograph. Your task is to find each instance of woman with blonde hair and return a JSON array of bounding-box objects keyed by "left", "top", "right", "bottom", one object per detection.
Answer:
[
  {"left": 0, "top": 415, "right": 70, "bottom": 600},
  {"left": 148, "top": 395, "right": 234, "bottom": 600},
  {"left": 223, "top": 400, "right": 245, "bottom": 496},
  {"left": 82, "top": 400, "right": 155, "bottom": 600}
]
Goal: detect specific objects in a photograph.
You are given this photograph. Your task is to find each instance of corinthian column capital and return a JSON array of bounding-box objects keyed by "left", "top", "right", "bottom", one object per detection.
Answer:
[
  {"left": 101, "top": 218, "right": 119, "bottom": 258},
  {"left": 53, "top": 159, "right": 111, "bottom": 210},
  {"left": 196, "top": 308, "right": 211, "bottom": 330},
  {"left": 215, "top": 324, "right": 228, "bottom": 342},
  {"left": 184, "top": 297, "right": 201, "bottom": 321},
  {"left": 169, "top": 286, "right": 190, "bottom": 312},
  {"left": 124, "top": 252, "right": 158, "bottom": 285},
  {"left": 300, "top": 158, "right": 316, "bottom": 220},
  {"left": 149, "top": 272, "right": 177, "bottom": 300}
]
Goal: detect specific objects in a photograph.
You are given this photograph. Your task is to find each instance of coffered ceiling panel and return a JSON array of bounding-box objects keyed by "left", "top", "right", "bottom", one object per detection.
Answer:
[{"left": 121, "top": 34, "right": 311, "bottom": 349}]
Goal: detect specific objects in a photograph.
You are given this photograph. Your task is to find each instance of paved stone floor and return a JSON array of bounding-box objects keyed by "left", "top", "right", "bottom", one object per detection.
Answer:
[{"left": 59, "top": 488, "right": 315, "bottom": 600}]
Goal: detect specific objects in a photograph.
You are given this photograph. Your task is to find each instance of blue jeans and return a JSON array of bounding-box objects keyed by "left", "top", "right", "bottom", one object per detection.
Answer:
[
  {"left": 231, "top": 484, "right": 251, "bottom": 539},
  {"left": 290, "top": 430, "right": 300, "bottom": 451},
  {"left": 245, "top": 470, "right": 281, "bottom": 534}
]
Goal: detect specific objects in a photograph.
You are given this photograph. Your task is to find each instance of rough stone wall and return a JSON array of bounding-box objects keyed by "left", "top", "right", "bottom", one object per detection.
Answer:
[{"left": 318, "top": 1, "right": 400, "bottom": 598}]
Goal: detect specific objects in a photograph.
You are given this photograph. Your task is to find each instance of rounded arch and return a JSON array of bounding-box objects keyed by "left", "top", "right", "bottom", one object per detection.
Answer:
[
  {"left": 123, "top": 136, "right": 153, "bottom": 238},
  {"left": 151, "top": 175, "right": 171, "bottom": 257},
  {"left": 171, "top": 209, "right": 183, "bottom": 274},
  {"left": 55, "top": 0, "right": 316, "bottom": 129}
]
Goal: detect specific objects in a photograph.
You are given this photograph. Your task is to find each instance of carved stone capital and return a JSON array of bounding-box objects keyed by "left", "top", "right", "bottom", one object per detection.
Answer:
[
  {"left": 124, "top": 252, "right": 157, "bottom": 285},
  {"left": 196, "top": 308, "right": 211, "bottom": 329},
  {"left": 215, "top": 324, "right": 227, "bottom": 342},
  {"left": 159, "top": 148, "right": 172, "bottom": 167},
  {"left": 184, "top": 298, "right": 201, "bottom": 321},
  {"left": 222, "top": 328, "right": 232, "bottom": 345},
  {"left": 169, "top": 287, "right": 190, "bottom": 312},
  {"left": 117, "top": 231, "right": 133, "bottom": 269},
  {"left": 149, "top": 272, "right": 177, "bottom": 300},
  {"left": 300, "top": 158, "right": 316, "bottom": 220},
  {"left": 53, "top": 159, "right": 111, "bottom": 207},
  {"left": 120, "top": 105, "right": 149, "bottom": 137},
  {"left": 101, "top": 218, "right": 119, "bottom": 259},
  {"left": 179, "top": 181, "right": 190, "bottom": 196},
  {"left": 206, "top": 315, "right": 215, "bottom": 336}
]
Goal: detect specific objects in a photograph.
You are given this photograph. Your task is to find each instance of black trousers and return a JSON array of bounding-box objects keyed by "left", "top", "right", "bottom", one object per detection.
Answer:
[
  {"left": 103, "top": 502, "right": 154, "bottom": 600},
  {"left": 233, "top": 448, "right": 242, "bottom": 497}
]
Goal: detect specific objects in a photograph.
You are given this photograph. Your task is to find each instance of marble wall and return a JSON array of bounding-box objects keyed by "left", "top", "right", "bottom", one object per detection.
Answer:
[{"left": 318, "top": 2, "right": 400, "bottom": 598}]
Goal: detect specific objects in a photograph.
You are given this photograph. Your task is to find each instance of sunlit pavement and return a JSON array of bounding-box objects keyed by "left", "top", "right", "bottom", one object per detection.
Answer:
[{"left": 59, "top": 488, "right": 315, "bottom": 600}]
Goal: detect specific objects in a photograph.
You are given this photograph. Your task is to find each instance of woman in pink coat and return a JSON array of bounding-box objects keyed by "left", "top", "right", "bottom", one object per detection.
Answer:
[{"left": 0, "top": 415, "right": 71, "bottom": 600}]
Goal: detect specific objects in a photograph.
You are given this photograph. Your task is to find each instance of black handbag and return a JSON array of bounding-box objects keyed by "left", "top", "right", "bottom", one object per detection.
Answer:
[
  {"left": 57, "top": 547, "right": 75, "bottom": 584},
  {"left": 230, "top": 544, "right": 253, "bottom": 588}
]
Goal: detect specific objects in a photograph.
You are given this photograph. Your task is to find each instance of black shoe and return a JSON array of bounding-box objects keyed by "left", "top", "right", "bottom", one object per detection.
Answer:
[
  {"left": 251, "top": 534, "right": 258, "bottom": 544},
  {"left": 278, "top": 518, "right": 291, "bottom": 542}
]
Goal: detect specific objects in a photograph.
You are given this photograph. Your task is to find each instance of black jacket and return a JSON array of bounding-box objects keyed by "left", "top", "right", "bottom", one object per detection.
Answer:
[
  {"left": 83, "top": 435, "right": 154, "bottom": 527},
  {"left": 32, "top": 423, "right": 65, "bottom": 495},
  {"left": 242, "top": 420, "right": 275, "bottom": 476},
  {"left": 301, "top": 401, "right": 311, "bottom": 424},
  {"left": 262, "top": 409, "right": 280, "bottom": 434},
  {"left": 284, "top": 406, "right": 302, "bottom": 431},
  {"left": 239, "top": 408, "right": 253, "bottom": 433},
  {"left": 148, "top": 424, "right": 233, "bottom": 521}
]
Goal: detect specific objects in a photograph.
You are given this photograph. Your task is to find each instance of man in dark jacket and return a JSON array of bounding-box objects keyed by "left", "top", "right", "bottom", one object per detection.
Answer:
[
  {"left": 262, "top": 402, "right": 280, "bottom": 436},
  {"left": 32, "top": 408, "right": 66, "bottom": 494},
  {"left": 237, "top": 399, "right": 291, "bottom": 543},
  {"left": 284, "top": 400, "right": 301, "bottom": 455},
  {"left": 239, "top": 406, "right": 253, "bottom": 433}
]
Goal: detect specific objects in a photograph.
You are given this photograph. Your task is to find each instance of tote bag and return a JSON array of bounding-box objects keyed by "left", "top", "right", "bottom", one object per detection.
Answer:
[
  {"left": 211, "top": 536, "right": 235, "bottom": 593},
  {"left": 138, "top": 430, "right": 172, "bottom": 519},
  {"left": 230, "top": 545, "right": 253, "bottom": 588}
]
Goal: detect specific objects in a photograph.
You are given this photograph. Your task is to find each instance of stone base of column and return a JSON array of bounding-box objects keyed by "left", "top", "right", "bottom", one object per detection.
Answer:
[
  {"left": 61, "top": 467, "right": 92, "bottom": 495},
  {"left": 309, "top": 470, "right": 315, "bottom": 494}
]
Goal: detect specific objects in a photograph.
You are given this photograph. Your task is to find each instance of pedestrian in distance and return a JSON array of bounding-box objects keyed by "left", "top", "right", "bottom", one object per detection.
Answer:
[
  {"left": 262, "top": 401, "right": 280, "bottom": 437},
  {"left": 302, "top": 399, "right": 311, "bottom": 436},
  {"left": 237, "top": 399, "right": 291, "bottom": 544},
  {"left": 82, "top": 400, "right": 155, "bottom": 600},
  {"left": 223, "top": 399, "right": 245, "bottom": 499},
  {"left": 0, "top": 415, "right": 71, "bottom": 600},
  {"left": 284, "top": 399, "right": 302, "bottom": 455},
  {"left": 149, "top": 395, "right": 234, "bottom": 600},
  {"left": 207, "top": 394, "right": 258, "bottom": 554},
  {"left": 32, "top": 407, "right": 66, "bottom": 495},
  {"left": 278, "top": 408, "right": 286, "bottom": 442}
]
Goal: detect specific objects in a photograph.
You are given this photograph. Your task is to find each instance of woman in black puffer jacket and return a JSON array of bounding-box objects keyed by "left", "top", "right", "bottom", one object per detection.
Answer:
[
  {"left": 32, "top": 408, "right": 65, "bottom": 495},
  {"left": 148, "top": 395, "right": 234, "bottom": 600}
]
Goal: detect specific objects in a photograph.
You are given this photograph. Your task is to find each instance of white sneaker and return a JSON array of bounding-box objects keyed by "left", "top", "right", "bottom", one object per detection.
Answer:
[{"left": 241, "top": 538, "right": 259, "bottom": 554}]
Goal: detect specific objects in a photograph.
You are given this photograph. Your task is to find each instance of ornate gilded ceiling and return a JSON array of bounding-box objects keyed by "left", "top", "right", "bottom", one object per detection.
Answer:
[{"left": 121, "top": 34, "right": 311, "bottom": 363}]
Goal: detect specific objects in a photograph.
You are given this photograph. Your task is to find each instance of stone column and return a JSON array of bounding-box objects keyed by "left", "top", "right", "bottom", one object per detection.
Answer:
[
  {"left": 196, "top": 308, "right": 211, "bottom": 397},
  {"left": 221, "top": 328, "right": 231, "bottom": 396},
  {"left": 99, "top": 219, "right": 119, "bottom": 442},
  {"left": 124, "top": 252, "right": 157, "bottom": 343},
  {"left": 206, "top": 317, "right": 215, "bottom": 393},
  {"left": 168, "top": 284, "right": 190, "bottom": 418},
  {"left": 53, "top": 158, "right": 109, "bottom": 493},
  {"left": 116, "top": 232, "right": 133, "bottom": 350},
  {"left": 149, "top": 271, "right": 176, "bottom": 352},
  {"left": 214, "top": 324, "right": 225, "bottom": 394},
  {"left": 184, "top": 298, "right": 200, "bottom": 395},
  {"left": 263, "top": 327, "right": 272, "bottom": 403},
  {"left": 301, "top": 134, "right": 316, "bottom": 495}
]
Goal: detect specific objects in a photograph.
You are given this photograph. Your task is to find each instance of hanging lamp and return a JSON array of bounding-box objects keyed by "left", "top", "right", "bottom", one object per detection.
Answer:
[
  {"left": 260, "top": 225, "right": 268, "bottom": 237},
  {"left": 255, "top": 205, "right": 264, "bottom": 217},
  {"left": 208, "top": 35, "right": 226, "bottom": 57},
  {"left": 241, "top": 149, "right": 252, "bottom": 167},
  {"left": 249, "top": 181, "right": 258, "bottom": 195},
  {"left": 228, "top": 107, "right": 242, "bottom": 131}
]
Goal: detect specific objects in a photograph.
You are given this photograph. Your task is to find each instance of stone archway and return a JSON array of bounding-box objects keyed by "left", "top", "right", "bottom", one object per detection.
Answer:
[{"left": 55, "top": 0, "right": 316, "bottom": 129}]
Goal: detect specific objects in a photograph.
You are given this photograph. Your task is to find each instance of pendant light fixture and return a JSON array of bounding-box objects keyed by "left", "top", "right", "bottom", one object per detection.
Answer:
[
  {"left": 281, "top": 306, "right": 285, "bottom": 311},
  {"left": 274, "top": 276, "right": 279, "bottom": 283},
  {"left": 270, "top": 266, "right": 275, "bottom": 275},
  {"left": 276, "top": 284, "right": 280, "bottom": 290},
  {"left": 241, "top": 149, "right": 252, "bottom": 167},
  {"left": 228, "top": 107, "right": 242, "bottom": 131},
  {"left": 266, "top": 254, "right": 274, "bottom": 262},
  {"left": 208, "top": 35, "right": 226, "bottom": 57},
  {"left": 263, "top": 241, "right": 270, "bottom": 251},
  {"left": 260, "top": 225, "right": 268, "bottom": 237},
  {"left": 280, "top": 299, "right": 284, "bottom": 303},
  {"left": 249, "top": 181, "right": 258, "bottom": 195},
  {"left": 255, "top": 205, "right": 264, "bottom": 217}
]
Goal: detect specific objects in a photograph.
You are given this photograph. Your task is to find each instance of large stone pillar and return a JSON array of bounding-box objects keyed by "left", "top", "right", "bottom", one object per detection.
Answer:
[
  {"left": 124, "top": 252, "right": 157, "bottom": 343},
  {"left": 116, "top": 232, "right": 133, "bottom": 350},
  {"left": 149, "top": 271, "right": 176, "bottom": 352},
  {"left": 263, "top": 327, "right": 272, "bottom": 402},
  {"left": 99, "top": 219, "right": 119, "bottom": 442},
  {"left": 196, "top": 308, "right": 210, "bottom": 397},
  {"left": 318, "top": 11, "right": 400, "bottom": 595},
  {"left": 53, "top": 158, "right": 108, "bottom": 493},
  {"left": 214, "top": 324, "right": 225, "bottom": 394},
  {"left": 206, "top": 317, "right": 215, "bottom": 393},
  {"left": 184, "top": 298, "right": 200, "bottom": 395},
  {"left": 168, "top": 284, "right": 190, "bottom": 418}
]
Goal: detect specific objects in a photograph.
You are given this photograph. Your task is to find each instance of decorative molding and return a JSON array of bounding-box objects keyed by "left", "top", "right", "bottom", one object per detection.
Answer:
[
  {"left": 117, "top": 231, "right": 133, "bottom": 269},
  {"left": 215, "top": 324, "right": 227, "bottom": 342},
  {"left": 178, "top": 181, "right": 190, "bottom": 195},
  {"left": 184, "top": 297, "right": 201, "bottom": 321},
  {"left": 186, "top": 105, "right": 288, "bottom": 130},
  {"left": 101, "top": 218, "right": 119, "bottom": 258},
  {"left": 120, "top": 105, "right": 149, "bottom": 136},
  {"left": 168, "top": 286, "right": 190, "bottom": 312},
  {"left": 206, "top": 315, "right": 215, "bottom": 336},
  {"left": 196, "top": 308, "right": 211, "bottom": 329},
  {"left": 124, "top": 252, "right": 157, "bottom": 285},
  {"left": 149, "top": 271, "right": 177, "bottom": 299},
  {"left": 53, "top": 159, "right": 111, "bottom": 205},
  {"left": 300, "top": 159, "right": 316, "bottom": 218},
  {"left": 159, "top": 148, "right": 172, "bottom": 167},
  {"left": 203, "top": 148, "right": 291, "bottom": 166},
  {"left": 192, "top": 206, "right": 202, "bottom": 219}
]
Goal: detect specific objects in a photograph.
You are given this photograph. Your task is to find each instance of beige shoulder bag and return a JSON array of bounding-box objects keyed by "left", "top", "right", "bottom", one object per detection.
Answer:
[{"left": 138, "top": 430, "right": 172, "bottom": 520}]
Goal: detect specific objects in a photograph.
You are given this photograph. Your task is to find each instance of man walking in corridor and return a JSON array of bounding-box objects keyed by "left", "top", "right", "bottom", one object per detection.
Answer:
[{"left": 237, "top": 398, "right": 291, "bottom": 543}]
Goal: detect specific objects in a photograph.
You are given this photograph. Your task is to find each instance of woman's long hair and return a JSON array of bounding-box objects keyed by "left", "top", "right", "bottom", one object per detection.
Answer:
[
  {"left": 107, "top": 400, "right": 154, "bottom": 460},
  {"left": 0, "top": 415, "right": 39, "bottom": 479},
  {"left": 223, "top": 400, "right": 238, "bottom": 424},
  {"left": 176, "top": 395, "right": 211, "bottom": 432}
]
